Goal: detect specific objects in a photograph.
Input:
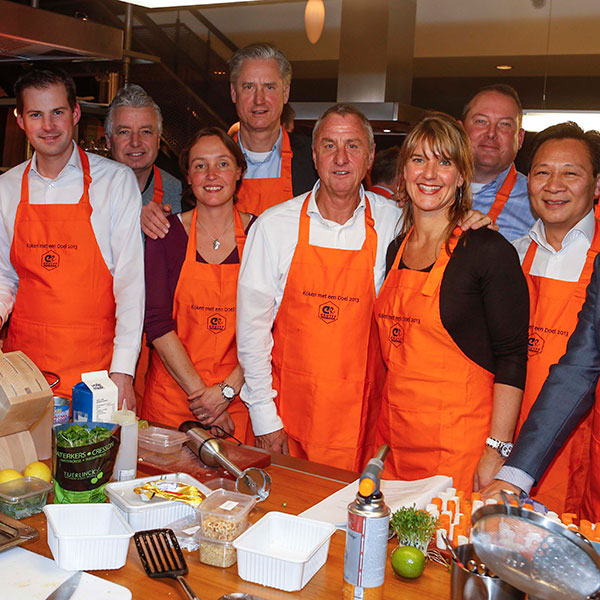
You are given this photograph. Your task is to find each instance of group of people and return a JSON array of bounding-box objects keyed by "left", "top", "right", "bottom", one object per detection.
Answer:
[{"left": 2, "top": 40, "right": 600, "bottom": 519}]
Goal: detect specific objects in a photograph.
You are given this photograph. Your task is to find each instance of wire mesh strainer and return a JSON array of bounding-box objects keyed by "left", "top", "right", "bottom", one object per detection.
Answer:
[{"left": 471, "top": 492, "right": 600, "bottom": 600}]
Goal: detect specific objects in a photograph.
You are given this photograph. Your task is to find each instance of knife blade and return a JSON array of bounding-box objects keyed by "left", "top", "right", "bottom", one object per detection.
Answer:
[{"left": 44, "top": 571, "right": 82, "bottom": 600}]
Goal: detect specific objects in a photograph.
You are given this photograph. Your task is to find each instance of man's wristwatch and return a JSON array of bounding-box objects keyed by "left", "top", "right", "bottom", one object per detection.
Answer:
[
  {"left": 486, "top": 436, "right": 514, "bottom": 459},
  {"left": 219, "top": 382, "right": 236, "bottom": 402}
]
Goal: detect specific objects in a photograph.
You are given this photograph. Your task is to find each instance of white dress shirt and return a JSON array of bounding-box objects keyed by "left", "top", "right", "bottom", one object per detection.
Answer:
[
  {"left": 498, "top": 208, "right": 596, "bottom": 493},
  {"left": 236, "top": 181, "right": 403, "bottom": 436},
  {"left": 0, "top": 142, "right": 144, "bottom": 376},
  {"left": 512, "top": 209, "right": 596, "bottom": 281}
]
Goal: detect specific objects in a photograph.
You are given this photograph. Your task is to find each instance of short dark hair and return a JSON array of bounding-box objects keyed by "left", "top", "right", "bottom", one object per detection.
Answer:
[
  {"left": 179, "top": 127, "right": 247, "bottom": 201},
  {"left": 529, "top": 121, "right": 600, "bottom": 177},
  {"left": 371, "top": 146, "right": 400, "bottom": 187},
  {"left": 14, "top": 67, "right": 77, "bottom": 115},
  {"left": 462, "top": 84, "right": 523, "bottom": 126}
]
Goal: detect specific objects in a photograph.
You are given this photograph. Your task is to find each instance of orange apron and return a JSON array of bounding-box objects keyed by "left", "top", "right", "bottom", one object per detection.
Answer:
[
  {"left": 272, "top": 194, "right": 382, "bottom": 471},
  {"left": 5, "top": 147, "right": 116, "bottom": 399},
  {"left": 235, "top": 128, "right": 293, "bottom": 215},
  {"left": 134, "top": 165, "right": 165, "bottom": 412},
  {"left": 374, "top": 229, "right": 494, "bottom": 493},
  {"left": 487, "top": 164, "right": 518, "bottom": 223},
  {"left": 582, "top": 388, "right": 600, "bottom": 520},
  {"left": 141, "top": 207, "right": 253, "bottom": 442},
  {"left": 518, "top": 225, "right": 600, "bottom": 514},
  {"left": 367, "top": 185, "right": 393, "bottom": 199}
]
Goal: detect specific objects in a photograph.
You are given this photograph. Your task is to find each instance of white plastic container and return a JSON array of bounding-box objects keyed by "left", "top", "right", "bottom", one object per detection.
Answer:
[
  {"left": 105, "top": 472, "right": 211, "bottom": 532},
  {"left": 233, "top": 511, "right": 336, "bottom": 591},
  {"left": 138, "top": 426, "right": 188, "bottom": 454},
  {"left": 44, "top": 503, "right": 134, "bottom": 570}
]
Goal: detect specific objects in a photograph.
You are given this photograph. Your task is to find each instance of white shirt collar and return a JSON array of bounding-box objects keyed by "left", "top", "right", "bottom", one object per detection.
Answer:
[
  {"left": 30, "top": 141, "right": 80, "bottom": 181},
  {"left": 307, "top": 180, "right": 366, "bottom": 227},
  {"left": 529, "top": 209, "right": 596, "bottom": 253}
]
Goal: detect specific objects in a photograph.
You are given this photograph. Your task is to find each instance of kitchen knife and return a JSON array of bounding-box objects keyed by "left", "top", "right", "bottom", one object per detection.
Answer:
[{"left": 44, "top": 571, "right": 82, "bottom": 600}]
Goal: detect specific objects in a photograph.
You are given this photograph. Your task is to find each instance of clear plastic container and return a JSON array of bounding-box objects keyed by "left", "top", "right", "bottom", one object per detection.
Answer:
[
  {"left": 203, "top": 477, "right": 236, "bottom": 492},
  {"left": 138, "top": 426, "right": 188, "bottom": 455},
  {"left": 197, "top": 489, "right": 256, "bottom": 542},
  {"left": 43, "top": 503, "right": 134, "bottom": 570},
  {"left": 0, "top": 476, "right": 53, "bottom": 520},
  {"left": 198, "top": 534, "right": 238, "bottom": 567},
  {"left": 105, "top": 472, "right": 211, "bottom": 532},
  {"left": 233, "top": 512, "right": 336, "bottom": 591}
]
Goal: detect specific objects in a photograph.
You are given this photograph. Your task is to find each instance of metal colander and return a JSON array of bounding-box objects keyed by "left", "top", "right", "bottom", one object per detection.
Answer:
[{"left": 471, "top": 492, "right": 600, "bottom": 600}]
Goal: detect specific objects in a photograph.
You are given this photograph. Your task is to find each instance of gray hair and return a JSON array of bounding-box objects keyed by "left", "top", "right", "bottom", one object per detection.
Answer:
[
  {"left": 312, "top": 103, "right": 375, "bottom": 151},
  {"left": 229, "top": 43, "right": 292, "bottom": 88},
  {"left": 104, "top": 84, "right": 163, "bottom": 137}
]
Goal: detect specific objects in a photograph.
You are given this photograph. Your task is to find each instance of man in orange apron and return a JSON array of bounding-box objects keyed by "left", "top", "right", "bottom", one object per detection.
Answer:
[
  {"left": 236, "top": 104, "right": 402, "bottom": 470},
  {"left": 461, "top": 85, "right": 535, "bottom": 241},
  {"left": 105, "top": 85, "right": 184, "bottom": 410},
  {"left": 228, "top": 43, "right": 316, "bottom": 216},
  {"left": 0, "top": 68, "right": 144, "bottom": 408},
  {"left": 482, "top": 123, "right": 600, "bottom": 520},
  {"left": 105, "top": 84, "right": 183, "bottom": 240},
  {"left": 367, "top": 146, "right": 401, "bottom": 200}
]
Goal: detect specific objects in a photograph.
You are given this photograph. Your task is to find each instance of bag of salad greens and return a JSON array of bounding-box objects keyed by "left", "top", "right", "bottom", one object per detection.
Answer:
[{"left": 53, "top": 422, "right": 120, "bottom": 503}]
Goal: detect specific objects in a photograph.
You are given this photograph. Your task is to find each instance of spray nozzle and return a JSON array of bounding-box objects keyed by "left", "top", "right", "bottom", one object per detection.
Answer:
[{"left": 358, "top": 444, "right": 389, "bottom": 498}]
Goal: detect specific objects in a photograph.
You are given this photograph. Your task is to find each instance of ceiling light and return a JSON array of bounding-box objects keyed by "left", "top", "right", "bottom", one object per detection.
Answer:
[
  {"left": 496, "top": 65, "right": 512, "bottom": 70},
  {"left": 522, "top": 110, "right": 600, "bottom": 132},
  {"left": 119, "top": 0, "right": 261, "bottom": 7},
  {"left": 382, "top": 129, "right": 391, "bottom": 133},
  {"left": 305, "top": 0, "right": 325, "bottom": 44}
]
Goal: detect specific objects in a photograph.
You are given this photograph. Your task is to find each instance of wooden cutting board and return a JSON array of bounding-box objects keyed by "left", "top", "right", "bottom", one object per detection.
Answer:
[{"left": 0, "top": 547, "right": 131, "bottom": 599}]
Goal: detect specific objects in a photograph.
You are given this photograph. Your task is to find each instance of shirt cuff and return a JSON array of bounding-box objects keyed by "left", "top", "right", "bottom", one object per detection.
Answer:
[
  {"left": 110, "top": 347, "right": 138, "bottom": 377},
  {"left": 243, "top": 394, "right": 284, "bottom": 437},
  {"left": 495, "top": 466, "right": 535, "bottom": 495}
]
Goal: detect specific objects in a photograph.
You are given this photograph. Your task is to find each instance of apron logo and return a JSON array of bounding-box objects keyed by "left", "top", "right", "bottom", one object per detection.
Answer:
[
  {"left": 528, "top": 331, "right": 544, "bottom": 356},
  {"left": 318, "top": 302, "right": 339, "bottom": 324},
  {"left": 389, "top": 323, "right": 404, "bottom": 347},
  {"left": 41, "top": 249, "right": 59, "bottom": 271},
  {"left": 207, "top": 313, "right": 226, "bottom": 335}
]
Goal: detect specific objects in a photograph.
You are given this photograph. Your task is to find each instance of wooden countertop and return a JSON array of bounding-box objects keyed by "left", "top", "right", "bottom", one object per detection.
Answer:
[{"left": 21, "top": 453, "right": 452, "bottom": 600}]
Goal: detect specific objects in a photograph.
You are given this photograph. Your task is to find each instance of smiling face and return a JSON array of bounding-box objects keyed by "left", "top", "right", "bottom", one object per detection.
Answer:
[
  {"left": 106, "top": 106, "right": 160, "bottom": 179},
  {"left": 403, "top": 139, "right": 465, "bottom": 218},
  {"left": 462, "top": 91, "right": 524, "bottom": 182},
  {"left": 187, "top": 135, "right": 242, "bottom": 208},
  {"left": 312, "top": 112, "right": 374, "bottom": 200},
  {"left": 528, "top": 137, "right": 599, "bottom": 243},
  {"left": 17, "top": 82, "right": 80, "bottom": 171},
  {"left": 230, "top": 58, "right": 289, "bottom": 136}
]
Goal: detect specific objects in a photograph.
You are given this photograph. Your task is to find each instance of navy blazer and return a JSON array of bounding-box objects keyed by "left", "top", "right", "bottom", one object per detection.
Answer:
[{"left": 507, "top": 253, "right": 600, "bottom": 482}]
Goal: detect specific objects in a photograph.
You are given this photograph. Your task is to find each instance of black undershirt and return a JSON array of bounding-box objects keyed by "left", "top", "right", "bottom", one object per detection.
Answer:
[{"left": 385, "top": 227, "right": 529, "bottom": 389}]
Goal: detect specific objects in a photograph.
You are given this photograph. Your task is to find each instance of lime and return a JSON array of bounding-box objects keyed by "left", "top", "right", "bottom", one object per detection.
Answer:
[
  {"left": 0, "top": 468, "right": 23, "bottom": 485},
  {"left": 23, "top": 461, "right": 52, "bottom": 483},
  {"left": 391, "top": 545, "right": 426, "bottom": 579}
]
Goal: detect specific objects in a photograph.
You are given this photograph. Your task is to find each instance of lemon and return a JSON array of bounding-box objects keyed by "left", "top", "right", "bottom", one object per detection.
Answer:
[
  {"left": 0, "top": 468, "right": 23, "bottom": 485},
  {"left": 391, "top": 545, "right": 426, "bottom": 579},
  {"left": 23, "top": 461, "right": 52, "bottom": 483}
]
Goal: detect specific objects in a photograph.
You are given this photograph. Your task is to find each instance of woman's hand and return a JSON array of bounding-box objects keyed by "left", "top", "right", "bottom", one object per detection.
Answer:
[
  {"left": 473, "top": 446, "right": 505, "bottom": 491},
  {"left": 188, "top": 384, "right": 230, "bottom": 425}
]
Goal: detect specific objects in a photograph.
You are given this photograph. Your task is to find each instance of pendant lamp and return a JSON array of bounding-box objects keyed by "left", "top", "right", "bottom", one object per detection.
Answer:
[{"left": 305, "top": 0, "right": 325, "bottom": 44}]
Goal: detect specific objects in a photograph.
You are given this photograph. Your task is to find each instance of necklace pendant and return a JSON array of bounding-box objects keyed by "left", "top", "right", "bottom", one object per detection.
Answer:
[{"left": 213, "top": 240, "right": 221, "bottom": 250}]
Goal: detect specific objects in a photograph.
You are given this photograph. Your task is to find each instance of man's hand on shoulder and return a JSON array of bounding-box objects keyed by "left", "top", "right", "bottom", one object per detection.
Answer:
[
  {"left": 255, "top": 428, "right": 289, "bottom": 455},
  {"left": 458, "top": 209, "right": 497, "bottom": 231},
  {"left": 142, "top": 202, "right": 172, "bottom": 240},
  {"left": 109, "top": 372, "right": 136, "bottom": 412}
]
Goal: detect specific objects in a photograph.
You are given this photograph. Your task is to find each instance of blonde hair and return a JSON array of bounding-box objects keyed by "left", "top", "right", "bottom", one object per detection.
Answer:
[{"left": 399, "top": 112, "right": 473, "bottom": 252}]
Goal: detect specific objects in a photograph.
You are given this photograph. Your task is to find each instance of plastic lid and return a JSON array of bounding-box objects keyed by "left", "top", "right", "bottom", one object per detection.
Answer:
[
  {"left": 112, "top": 408, "right": 137, "bottom": 426},
  {"left": 0, "top": 476, "right": 53, "bottom": 503},
  {"left": 138, "top": 426, "right": 187, "bottom": 448},
  {"left": 198, "top": 489, "right": 256, "bottom": 521}
]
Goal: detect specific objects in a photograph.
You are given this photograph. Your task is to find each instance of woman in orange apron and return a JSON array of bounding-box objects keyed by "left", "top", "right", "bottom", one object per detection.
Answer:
[
  {"left": 375, "top": 113, "right": 528, "bottom": 494},
  {"left": 141, "top": 128, "right": 253, "bottom": 442}
]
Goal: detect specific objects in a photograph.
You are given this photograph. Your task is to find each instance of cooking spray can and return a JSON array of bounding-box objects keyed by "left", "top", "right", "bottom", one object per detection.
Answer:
[{"left": 342, "top": 445, "right": 390, "bottom": 600}]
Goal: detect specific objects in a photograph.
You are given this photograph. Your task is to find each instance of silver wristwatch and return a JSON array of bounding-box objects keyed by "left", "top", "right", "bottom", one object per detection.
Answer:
[
  {"left": 486, "top": 436, "right": 513, "bottom": 459},
  {"left": 219, "top": 382, "right": 236, "bottom": 402}
]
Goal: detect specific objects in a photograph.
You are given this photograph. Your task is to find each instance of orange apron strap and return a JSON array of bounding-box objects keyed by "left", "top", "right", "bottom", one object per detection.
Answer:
[
  {"left": 575, "top": 219, "right": 600, "bottom": 298},
  {"left": 280, "top": 128, "right": 294, "bottom": 192},
  {"left": 487, "top": 164, "right": 517, "bottom": 223},
  {"left": 522, "top": 239, "right": 537, "bottom": 273},
  {"left": 421, "top": 228, "right": 462, "bottom": 297},
  {"left": 232, "top": 206, "right": 247, "bottom": 259},
  {"left": 151, "top": 165, "right": 164, "bottom": 204}
]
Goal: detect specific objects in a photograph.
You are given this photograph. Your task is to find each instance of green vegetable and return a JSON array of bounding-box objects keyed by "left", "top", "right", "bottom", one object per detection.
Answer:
[
  {"left": 56, "top": 424, "right": 112, "bottom": 447},
  {"left": 391, "top": 505, "right": 438, "bottom": 554}
]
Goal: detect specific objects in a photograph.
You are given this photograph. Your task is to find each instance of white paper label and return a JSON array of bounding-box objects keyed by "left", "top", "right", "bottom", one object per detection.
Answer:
[
  {"left": 182, "top": 525, "right": 200, "bottom": 535},
  {"left": 219, "top": 500, "right": 238, "bottom": 511}
]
